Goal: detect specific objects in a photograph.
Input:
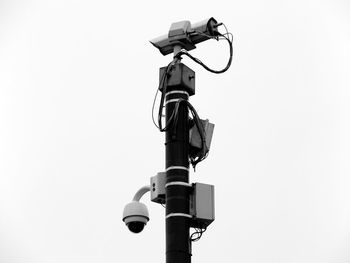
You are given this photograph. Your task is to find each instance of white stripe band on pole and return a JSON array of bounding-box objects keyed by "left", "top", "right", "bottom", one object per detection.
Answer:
[
  {"left": 165, "top": 90, "right": 189, "bottom": 97},
  {"left": 166, "top": 213, "right": 192, "bottom": 219},
  {"left": 165, "top": 182, "right": 192, "bottom": 188},
  {"left": 164, "top": 99, "right": 180, "bottom": 106},
  {"left": 166, "top": 166, "right": 189, "bottom": 172}
]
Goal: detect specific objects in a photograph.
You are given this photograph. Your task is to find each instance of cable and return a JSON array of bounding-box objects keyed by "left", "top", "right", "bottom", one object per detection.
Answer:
[
  {"left": 152, "top": 59, "right": 177, "bottom": 131},
  {"left": 153, "top": 79, "right": 209, "bottom": 168},
  {"left": 190, "top": 227, "right": 207, "bottom": 242},
  {"left": 151, "top": 22, "right": 233, "bottom": 169},
  {"left": 186, "top": 102, "right": 208, "bottom": 169},
  {"left": 175, "top": 23, "right": 233, "bottom": 74},
  {"left": 152, "top": 23, "right": 233, "bottom": 131},
  {"left": 170, "top": 99, "right": 209, "bottom": 169}
]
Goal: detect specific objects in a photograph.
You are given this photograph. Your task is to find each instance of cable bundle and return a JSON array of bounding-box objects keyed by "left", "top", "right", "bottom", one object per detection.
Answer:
[
  {"left": 152, "top": 23, "right": 233, "bottom": 169},
  {"left": 190, "top": 227, "right": 207, "bottom": 242}
]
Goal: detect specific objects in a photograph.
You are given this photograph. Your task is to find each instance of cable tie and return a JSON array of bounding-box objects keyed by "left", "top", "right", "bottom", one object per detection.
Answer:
[
  {"left": 166, "top": 213, "right": 192, "bottom": 219},
  {"left": 165, "top": 90, "right": 189, "bottom": 98},
  {"left": 166, "top": 166, "right": 189, "bottom": 172},
  {"left": 165, "top": 182, "right": 192, "bottom": 188},
  {"left": 165, "top": 98, "right": 180, "bottom": 106}
]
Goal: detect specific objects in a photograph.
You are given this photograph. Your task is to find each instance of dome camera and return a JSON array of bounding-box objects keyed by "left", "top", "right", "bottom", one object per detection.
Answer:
[{"left": 122, "top": 201, "right": 149, "bottom": 233}]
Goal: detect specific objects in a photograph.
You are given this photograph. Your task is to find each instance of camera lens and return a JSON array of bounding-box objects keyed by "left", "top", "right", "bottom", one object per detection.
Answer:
[{"left": 127, "top": 221, "right": 145, "bottom": 233}]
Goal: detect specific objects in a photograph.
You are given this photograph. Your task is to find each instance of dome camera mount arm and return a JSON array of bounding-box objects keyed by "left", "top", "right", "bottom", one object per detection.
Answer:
[{"left": 132, "top": 185, "right": 151, "bottom": 202}]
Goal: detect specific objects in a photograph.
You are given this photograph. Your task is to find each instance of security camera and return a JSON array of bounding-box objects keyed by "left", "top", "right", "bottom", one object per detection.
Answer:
[
  {"left": 150, "top": 17, "right": 220, "bottom": 56},
  {"left": 122, "top": 201, "right": 149, "bottom": 233},
  {"left": 189, "top": 18, "right": 220, "bottom": 45}
]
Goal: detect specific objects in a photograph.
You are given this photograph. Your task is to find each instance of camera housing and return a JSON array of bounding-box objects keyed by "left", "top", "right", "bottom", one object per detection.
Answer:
[
  {"left": 122, "top": 201, "right": 149, "bottom": 233},
  {"left": 150, "top": 17, "right": 220, "bottom": 56}
]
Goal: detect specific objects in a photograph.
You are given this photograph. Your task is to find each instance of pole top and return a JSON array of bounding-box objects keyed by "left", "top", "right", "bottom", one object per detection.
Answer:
[{"left": 159, "top": 63, "right": 195, "bottom": 96}]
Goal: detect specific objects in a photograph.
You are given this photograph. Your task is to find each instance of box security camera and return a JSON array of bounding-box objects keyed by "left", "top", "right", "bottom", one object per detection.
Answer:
[{"left": 150, "top": 17, "right": 220, "bottom": 56}]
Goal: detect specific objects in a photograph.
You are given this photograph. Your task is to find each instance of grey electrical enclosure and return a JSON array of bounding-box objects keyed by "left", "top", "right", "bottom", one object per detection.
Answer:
[
  {"left": 189, "top": 119, "right": 215, "bottom": 151},
  {"left": 190, "top": 183, "right": 215, "bottom": 228},
  {"left": 150, "top": 172, "right": 166, "bottom": 204}
]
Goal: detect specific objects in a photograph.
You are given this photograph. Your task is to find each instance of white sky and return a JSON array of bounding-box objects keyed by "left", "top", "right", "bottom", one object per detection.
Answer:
[{"left": 1, "top": 0, "right": 350, "bottom": 262}]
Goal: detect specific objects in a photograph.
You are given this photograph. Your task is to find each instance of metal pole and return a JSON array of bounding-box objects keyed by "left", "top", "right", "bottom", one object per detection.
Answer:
[{"left": 162, "top": 60, "right": 195, "bottom": 263}]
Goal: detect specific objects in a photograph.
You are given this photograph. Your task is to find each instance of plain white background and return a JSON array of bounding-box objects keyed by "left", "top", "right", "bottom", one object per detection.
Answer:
[{"left": 1, "top": 0, "right": 350, "bottom": 262}]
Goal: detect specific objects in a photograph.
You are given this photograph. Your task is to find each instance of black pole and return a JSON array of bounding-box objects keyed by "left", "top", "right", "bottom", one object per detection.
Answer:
[{"left": 161, "top": 62, "right": 195, "bottom": 263}]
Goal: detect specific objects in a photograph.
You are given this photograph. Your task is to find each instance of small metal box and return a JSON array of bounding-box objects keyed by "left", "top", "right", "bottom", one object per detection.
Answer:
[
  {"left": 150, "top": 172, "right": 166, "bottom": 204},
  {"left": 190, "top": 183, "right": 215, "bottom": 228},
  {"left": 189, "top": 119, "right": 215, "bottom": 151},
  {"left": 159, "top": 63, "right": 195, "bottom": 96}
]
